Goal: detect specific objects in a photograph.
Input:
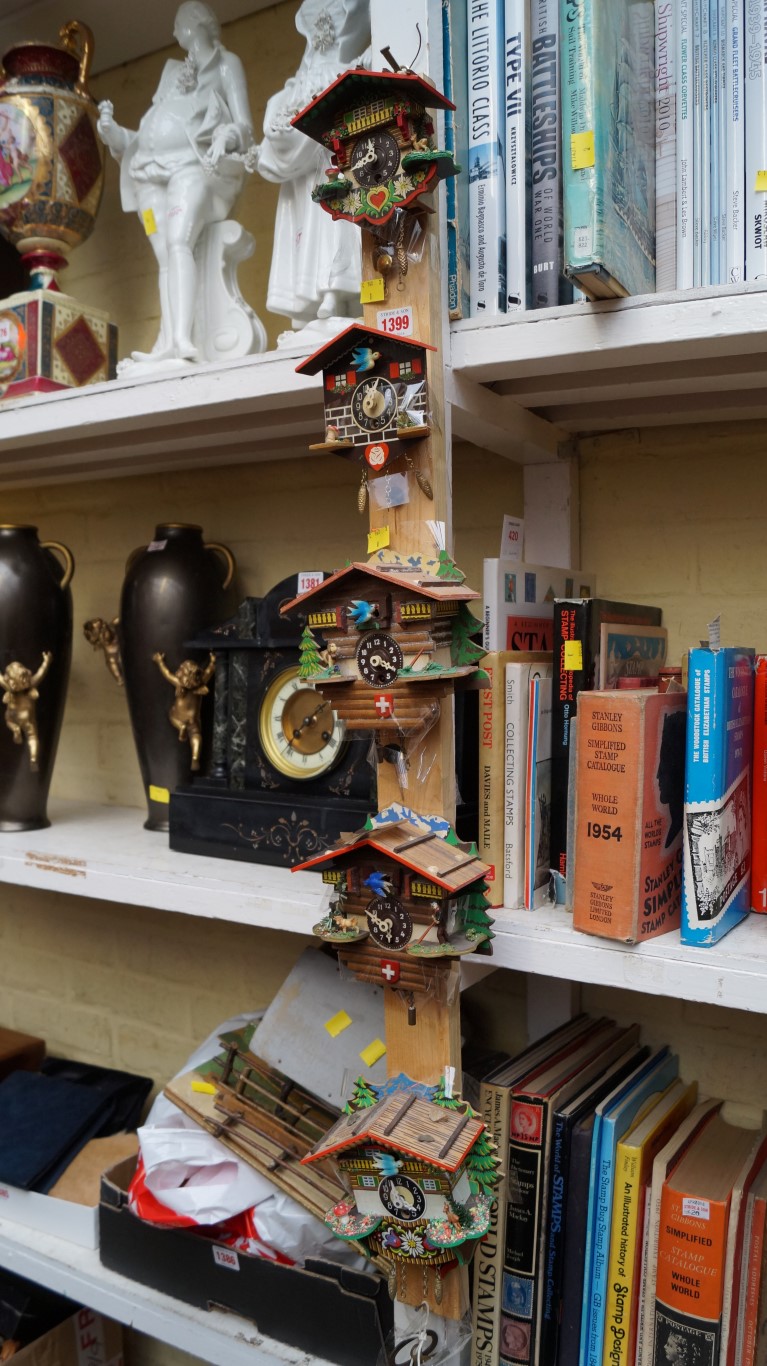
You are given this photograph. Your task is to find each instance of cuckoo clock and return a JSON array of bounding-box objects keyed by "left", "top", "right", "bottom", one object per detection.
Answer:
[
  {"left": 291, "top": 68, "right": 459, "bottom": 228},
  {"left": 280, "top": 560, "right": 485, "bottom": 741},
  {"left": 299, "top": 324, "right": 433, "bottom": 467},
  {"left": 301, "top": 1073, "right": 500, "bottom": 1296},
  {"left": 168, "top": 574, "right": 373, "bottom": 868},
  {"left": 292, "top": 815, "right": 494, "bottom": 991}
]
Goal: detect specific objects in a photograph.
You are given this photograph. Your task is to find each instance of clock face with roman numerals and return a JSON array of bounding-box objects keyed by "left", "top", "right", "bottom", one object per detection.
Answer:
[{"left": 258, "top": 666, "right": 344, "bottom": 780}]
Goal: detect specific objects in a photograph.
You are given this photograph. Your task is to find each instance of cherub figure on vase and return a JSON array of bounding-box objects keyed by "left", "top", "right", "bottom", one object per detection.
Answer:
[
  {"left": 153, "top": 652, "right": 215, "bottom": 771},
  {"left": 256, "top": 0, "right": 370, "bottom": 348},
  {"left": 97, "top": 1, "right": 266, "bottom": 374},
  {"left": 0, "top": 654, "right": 52, "bottom": 772}
]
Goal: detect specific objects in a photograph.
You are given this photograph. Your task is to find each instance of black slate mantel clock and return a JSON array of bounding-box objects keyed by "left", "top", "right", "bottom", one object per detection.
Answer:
[{"left": 168, "top": 574, "right": 373, "bottom": 867}]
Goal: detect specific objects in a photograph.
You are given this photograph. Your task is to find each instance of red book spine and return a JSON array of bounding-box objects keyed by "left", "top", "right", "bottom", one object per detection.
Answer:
[
  {"left": 752, "top": 657, "right": 767, "bottom": 912},
  {"left": 740, "top": 1196, "right": 767, "bottom": 1366}
]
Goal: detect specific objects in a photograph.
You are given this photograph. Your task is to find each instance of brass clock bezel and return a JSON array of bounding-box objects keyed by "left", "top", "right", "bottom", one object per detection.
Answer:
[{"left": 259, "top": 665, "right": 345, "bottom": 781}]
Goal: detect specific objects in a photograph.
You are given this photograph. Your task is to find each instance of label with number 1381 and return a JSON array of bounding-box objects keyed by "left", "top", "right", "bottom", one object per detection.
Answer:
[{"left": 376, "top": 306, "right": 413, "bottom": 337}]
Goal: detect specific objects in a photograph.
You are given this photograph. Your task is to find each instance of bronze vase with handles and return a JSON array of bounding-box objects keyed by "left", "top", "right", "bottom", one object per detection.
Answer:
[
  {"left": 118, "top": 524, "right": 236, "bottom": 831},
  {"left": 0, "top": 524, "right": 74, "bottom": 830}
]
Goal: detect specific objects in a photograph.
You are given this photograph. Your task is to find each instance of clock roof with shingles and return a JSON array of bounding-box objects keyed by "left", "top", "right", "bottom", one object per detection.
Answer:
[
  {"left": 292, "top": 816, "right": 490, "bottom": 892},
  {"left": 280, "top": 561, "right": 479, "bottom": 616},
  {"left": 302, "top": 1087, "right": 484, "bottom": 1171},
  {"left": 296, "top": 323, "right": 435, "bottom": 377},
  {"left": 291, "top": 68, "right": 455, "bottom": 144}
]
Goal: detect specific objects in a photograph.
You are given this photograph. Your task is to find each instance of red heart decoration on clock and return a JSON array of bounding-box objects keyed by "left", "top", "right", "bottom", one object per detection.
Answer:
[{"left": 368, "top": 188, "right": 389, "bottom": 211}]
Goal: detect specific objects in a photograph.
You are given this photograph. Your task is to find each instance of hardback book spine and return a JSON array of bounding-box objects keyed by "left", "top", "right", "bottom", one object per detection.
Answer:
[
  {"left": 479, "top": 653, "right": 508, "bottom": 908},
  {"left": 504, "top": 0, "right": 529, "bottom": 310},
  {"left": 656, "top": 0, "right": 678, "bottom": 290},
  {"left": 709, "top": 0, "right": 720, "bottom": 280},
  {"left": 551, "top": 600, "right": 590, "bottom": 881},
  {"left": 468, "top": 0, "right": 507, "bottom": 315},
  {"left": 682, "top": 646, "right": 755, "bottom": 944},
  {"left": 559, "top": 1115, "right": 598, "bottom": 1366},
  {"left": 561, "top": 0, "right": 656, "bottom": 298},
  {"left": 752, "top": 656, "right": 767, "bottom": 911},
  {"left": 504, "top": 661, "right": 554, "bottom": 908},
  {"left": 745, "top": 0, "right": 767, "bottom": 279},
  {"left": 471, "top": 1079, "right": 511, "bottom": 1366},
  {"left": 524, "top": 675, "right": 553, "bottom": 909},
  {"left": 717, "top": 0, "right": 728, "bottom": 280},
  {"left": 701, "top": 0, "right": 712, "bottom": 283},
  {"left": 676, "top": 0, "right": 695, "bottom": 286},
  {"left": 482, "top": 559, "right": 595, "bottom": 654},
  {"left": 504, "top": 1092, "right": 551, "bottom": 1364},
  {"left": 442, "top": 0, "right": 471, "bottom": 319},
  {"left": 740, "top": 1190, "right": 767, "bottom": 1365},
  {"left": 693, "top": 0, "right": 703, "bottom": 283},
  {"left": 572, "top": 691, "right": 686, "bottom": 943},
  {"left": 564, "top": 715, "right": 579, "bottom": 911},
  {"left": 721, "top": 1133, "right": 767, "bottom": 1366},
  {"left": 653, "top": 1178, "right": 729, "bottom": 1360},
  {"left": 530, "top": 0, "right": 571, "bottom": 307},
  {"left": 724, "top": 0, "right": 745, "bottom": 285}
]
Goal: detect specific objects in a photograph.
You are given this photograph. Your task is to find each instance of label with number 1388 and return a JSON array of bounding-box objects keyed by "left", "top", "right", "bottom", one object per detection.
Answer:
[{"left": 376, "top": 306, "right": 413, "bottom": 336}]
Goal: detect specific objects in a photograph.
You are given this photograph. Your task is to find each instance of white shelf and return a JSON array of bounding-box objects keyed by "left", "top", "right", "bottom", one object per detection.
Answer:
[
  {"left": 0, "top": 350, "right": 324, "bottom": 488},
  {"left": 5, "top": 801, "right": 767, "bottom": 1014},
  {"left": 0, "top": 800, "right": 328, "bottom": 931},
  {"left": 3, "top": 284, "right": 767, "bottom": 482},
  {"left": 491, "top": 903, "right": 767, "bottom": 1014},
  {"left": 0, "top": 1216, "right": 336, "bottom": 1366},
  {"left": 451, "top": 281, "right": 767, "bottom": 438}
]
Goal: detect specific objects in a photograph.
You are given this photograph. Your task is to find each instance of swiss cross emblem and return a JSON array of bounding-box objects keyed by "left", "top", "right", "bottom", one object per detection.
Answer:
[
  {"left": 380, "top": 960, "right": 400, "bottom": 984},
  {"left": 375, "top": 693, "right": 395, "bottom": 717}
]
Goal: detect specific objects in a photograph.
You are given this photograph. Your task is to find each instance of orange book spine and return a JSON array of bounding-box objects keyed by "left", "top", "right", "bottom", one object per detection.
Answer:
[
  {"left": 741, "top": 1196, "right": 767, "bottom": 1366},
  {"left": 654, "top": 1184, "right": 729, "bottom": 1358},
  {"left": 572, "top": 692, "right": 685, "bottom": 942},
  {"left": 752, "top": 657, "right": 767, "bottom": 912}
]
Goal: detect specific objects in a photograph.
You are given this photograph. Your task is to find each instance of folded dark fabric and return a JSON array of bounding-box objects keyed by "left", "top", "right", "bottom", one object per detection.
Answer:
[
  {"left": 41, "top": 1057, "right": 153, "bottom": 1135},
  {"left": 0, "top": 1072, "right": 109, "bottom": 1192}
]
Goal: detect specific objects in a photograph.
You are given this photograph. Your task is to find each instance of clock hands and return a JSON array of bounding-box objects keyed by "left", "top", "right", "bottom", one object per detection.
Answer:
[{"left": 291, "top": 698, "right": 331, "bottom": 742}]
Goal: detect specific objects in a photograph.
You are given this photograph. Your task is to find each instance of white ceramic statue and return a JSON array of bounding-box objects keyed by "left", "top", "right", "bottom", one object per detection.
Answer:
[
  {"left": 255, "top": 0, "right": 370, "bottom": 348},
  {"left": 97, "top": 1, "right": 266, "bottom": 373}
]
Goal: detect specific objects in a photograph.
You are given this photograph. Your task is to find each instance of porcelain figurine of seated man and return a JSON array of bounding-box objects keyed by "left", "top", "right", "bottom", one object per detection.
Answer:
[{"left": 98, "top": 1, "right": 264, "bottom": 370}]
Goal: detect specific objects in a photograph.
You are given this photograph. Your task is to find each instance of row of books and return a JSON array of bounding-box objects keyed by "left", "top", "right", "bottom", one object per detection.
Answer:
[
  {"left": 450, "top": 0, "right": 767, "bottom": 316},
  {"left": 470, "top": 1011, "right": 767, "bottom": 1366},
  {"left": 479, "top": 559, "right": 761, "bottom": 947}
]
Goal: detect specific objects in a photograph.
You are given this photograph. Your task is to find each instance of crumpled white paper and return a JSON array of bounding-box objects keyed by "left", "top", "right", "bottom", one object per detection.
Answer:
[{"left": 139, "top": 1011, "right": 367, "bottom": 1269}]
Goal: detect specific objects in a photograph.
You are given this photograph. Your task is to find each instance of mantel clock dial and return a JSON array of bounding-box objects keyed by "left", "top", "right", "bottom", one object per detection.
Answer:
[
  {"left": 351, "top": 376, "right": 397, "bottom": 433},
  {"left": 356, "top": 631, "right": 403, "bottom": 688},
  {"left": 259, "top": 666, "right": 344, "bottom": 780},
  {"left": 366, "top": 894, "right": 413, "bottom": 950},
  {"left": 350, "top": 131, "right": 400, "bottom": 188}
]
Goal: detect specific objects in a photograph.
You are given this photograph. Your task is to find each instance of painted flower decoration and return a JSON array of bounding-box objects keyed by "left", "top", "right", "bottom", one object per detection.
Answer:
[
  {"left": 401, "top": 1231, "right": 425, "bottom": 1258},
  {"left": 383, "top": 1229, "right": 401, "bottom": 1249}
]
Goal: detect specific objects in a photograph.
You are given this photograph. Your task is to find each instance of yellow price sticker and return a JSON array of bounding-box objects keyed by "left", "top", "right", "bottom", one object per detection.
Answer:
[
  {"left": 571, "top": 130, "right": 595, "bottom": 171},
  {"left": 191, "top": 1080, "right": 217, "bottom": 1095},
  {"left": 360, "top": 277, "right": 386, "bottom": 304},
  {"left": 564, "top": 640, "right": 583, "bottom": 671},
  {"left": 360, "top": 1038, "right": 386, "bottom": 1067},
  {"left": 755, "top": 171, "right": 767, "bottom": 192},
  {"left": 367, "top": 526, "right": 390, "bottom": 553},
  {"left": 325, "top": 1010, "right": 352, "bottom": 1038},
  {"left": 149, "top": 784, "right": 170, "bottom": 804},
  {"left": 142, "top": 207, "right": 158, "bottom": 236}
]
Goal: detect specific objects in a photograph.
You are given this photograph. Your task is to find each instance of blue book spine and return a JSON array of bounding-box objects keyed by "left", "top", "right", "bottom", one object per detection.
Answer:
[
  {"left": 682, "top": 646, "right": 755, "bottom": 944},
  {"left": 561, "top": 0, "right": 656, "bottom": 297},
  {"left": 584, "top": 1052, "right": 678, "bottom": 1366},
  {"left": 442, "top": 0, "right": 471, "bottom": 319},
  {"left": 577, "top": 1111, "right": 604, "bottom": 1365}
]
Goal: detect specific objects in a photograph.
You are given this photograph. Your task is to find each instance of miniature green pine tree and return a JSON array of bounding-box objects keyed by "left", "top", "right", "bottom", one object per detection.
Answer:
[
  {"left": 451, "top": 603, "right": 486, "bottom": 667},
  {"left": 345, "top": 1076, "right": 378, "bottom": 1113},
  {"left": 460, "top": 884, "right": 495, "bottom": 944},
  {"left": 432, "top": 1078, "right": 499, "bottom": 1198},
  {"left": 298, "top": 625, "right": 323, "bottom": 678}
]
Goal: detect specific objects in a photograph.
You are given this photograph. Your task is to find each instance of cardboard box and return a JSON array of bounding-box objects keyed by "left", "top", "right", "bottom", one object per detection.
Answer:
[
  {"left": 15, "top": 1307, "right": 123, "bottom": 1364},
  {"left": 99, "top": 1159, "right": 392, "bottom": 1366}
]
